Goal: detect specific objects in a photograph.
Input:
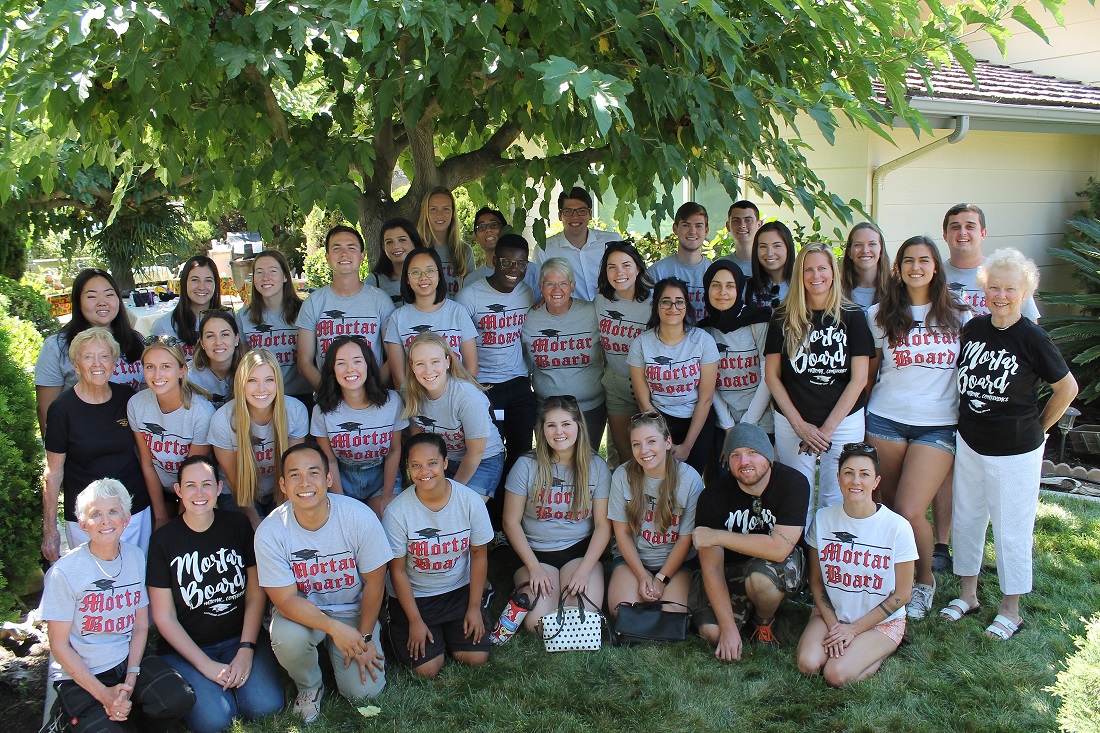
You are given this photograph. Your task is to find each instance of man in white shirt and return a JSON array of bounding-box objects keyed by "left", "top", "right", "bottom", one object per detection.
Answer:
[{"left": 532, "top": 186, "right": 618, "bottom": 301}]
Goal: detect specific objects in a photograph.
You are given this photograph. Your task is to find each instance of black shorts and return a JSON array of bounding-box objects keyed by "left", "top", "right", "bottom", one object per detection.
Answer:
[
  {"left": 388, "top": 585, "right": 491, "bottom": 668},
  {"left": 532, "top": 537, "right": 591, "bottom": 569}
]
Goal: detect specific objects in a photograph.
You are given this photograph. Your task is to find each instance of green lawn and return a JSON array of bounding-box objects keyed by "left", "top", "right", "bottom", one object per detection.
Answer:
[{"left": 235, "top": 493, "right": 1100, "bottom": 733}]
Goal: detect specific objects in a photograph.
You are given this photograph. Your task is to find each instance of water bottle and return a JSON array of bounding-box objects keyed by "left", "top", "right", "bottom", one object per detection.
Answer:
[{"left": 489, "top": 589, "right": 533, "bottom": 645}]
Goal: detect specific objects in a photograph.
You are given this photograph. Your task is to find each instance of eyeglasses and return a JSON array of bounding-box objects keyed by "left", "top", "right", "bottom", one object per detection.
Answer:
[
  {"left": 842, "top": 442, "right": 878, "bottom": 457},
  {"left": 497, "top": 257, "right": 528, "bottom": 269},
  {"left": 561, "top": 207, "right": 590, "bottom": 217},
  {"left": 144, "top": 335, "right": 182, "bottom": 348},
  {"left": 543, "top": 281, "right": 571, "bottom": 290},
  {"left": 475, "top": 221, "right": 503, "bottom": 232},
  {"left": 658, "top": 298, "right": 688, "bottom": 310},
  {"left": 408, "top": 268, "right": 438, "bottom": 279},
  {"left": 630, "top": 410, "right": 662, "bottom": 423}
]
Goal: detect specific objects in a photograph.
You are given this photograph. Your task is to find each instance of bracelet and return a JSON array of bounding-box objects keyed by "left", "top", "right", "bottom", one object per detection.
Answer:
[
  {"left": 126, "top": 666, "right": 140, "bottom": 675},
  {"left": 238, "top": 641, "right": 256, "bottom": 650}
]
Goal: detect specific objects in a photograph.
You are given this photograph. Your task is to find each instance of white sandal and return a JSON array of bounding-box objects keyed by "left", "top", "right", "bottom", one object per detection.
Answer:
[
  {"left": 938, "top": 598, "right": 980, "bottom": 622},
  {"left": 985, "top": 614, "right": 1024, "bottom": 640}
]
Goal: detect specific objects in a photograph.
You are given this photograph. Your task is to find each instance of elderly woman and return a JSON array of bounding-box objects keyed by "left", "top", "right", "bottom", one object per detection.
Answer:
[
  {"left": 939, "top": 249, "right": 1077, "bottom": 640},
  {"left": 43, "top": 328, "right": 157, "bottom": 563},
  {"left": 41, "top": 479, "right": 195, "bottom": 732},
  {"left": 521, "top": 257, "right": 607, "bottom": 450}
]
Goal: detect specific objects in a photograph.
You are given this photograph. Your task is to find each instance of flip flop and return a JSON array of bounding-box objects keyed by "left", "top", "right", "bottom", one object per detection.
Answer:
[
  {"left": 938, "top": 598, "right": 981, "bottom": 622},
  {"left": 985, "top": 614, "right": 1024, "bottom": 641}
]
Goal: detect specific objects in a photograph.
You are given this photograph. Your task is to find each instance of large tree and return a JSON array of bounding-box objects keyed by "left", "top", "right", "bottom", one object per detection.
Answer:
[{"left": 0, "top": 0, "right": 1058, "bottom": 267}]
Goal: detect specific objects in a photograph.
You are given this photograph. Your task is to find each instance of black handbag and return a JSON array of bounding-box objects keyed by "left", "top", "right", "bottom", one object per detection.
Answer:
[{"left": 610, "top": 601, "right": 691, "bottom": 645}]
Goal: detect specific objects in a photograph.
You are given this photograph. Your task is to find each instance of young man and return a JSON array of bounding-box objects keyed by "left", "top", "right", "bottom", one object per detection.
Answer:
[
  {"left": 724, "top": 200, "right": 762, "bottom": 276},
  {"left": 690, "top": 423, "right": 810, "bottom": 661},
  {"left": 648, "top": 202, "right": 713, "bottom": 321},
  {"left": 297, "top": 226, "right": 396, "bottom": 389},
  {"left": 455, "top": 233, "right": 537, "bottom": 523},
  {"left": 255, "top": 444, "right": 392, "bottom": 723},
  {"left": 531, "top": 186, "right": 618, "bottom": 301}
]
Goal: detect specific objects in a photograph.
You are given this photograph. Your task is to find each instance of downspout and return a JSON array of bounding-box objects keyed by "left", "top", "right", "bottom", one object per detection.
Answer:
[{"left": 870, "top": 115, "right": 970, "bottom": 224}]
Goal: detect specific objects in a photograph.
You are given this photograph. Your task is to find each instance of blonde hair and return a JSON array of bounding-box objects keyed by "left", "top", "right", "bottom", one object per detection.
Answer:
[
  {"left": 401, "top": 331, "right": 486, "bottom": 420},
  {"left": 416, "top": 186, "right": 471, "bottom": 280},
  {"left": 530, "top": 396, "right": 594, "bottom": 518},
  {"left": 977, "top": 248, "right": 1040, "bottom": 300},
  {"left": 779, "top": 242, "right": 846, "bottom": 360},
  {"left": 141, "top": 340, "right": 211, "bottom": 409},
  {"left": 68, "top": 326, "right": 119, "bottom": 366},
  {"left": 624, "top": 412, "right": 680, "bottom": 534},
  {"left": 231, "top": 349, "right": 291, "bottom": 507}
]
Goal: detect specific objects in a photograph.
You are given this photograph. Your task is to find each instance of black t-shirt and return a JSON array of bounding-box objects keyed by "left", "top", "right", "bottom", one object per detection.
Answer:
[
  {"left": 147, "top": 510, "right": 256, "bottom": 650},
  {"left": 765, "top": 307, "right": 875, "bottom": 426},
  {"left": 44, "top": 383, "right": 148, "bottom": 522},
  {"left": 694, "top": 462, "right": 810, "bottom": 565},
  {"left": 957, "top": 316, "right": 1069, "bottom": 456}
]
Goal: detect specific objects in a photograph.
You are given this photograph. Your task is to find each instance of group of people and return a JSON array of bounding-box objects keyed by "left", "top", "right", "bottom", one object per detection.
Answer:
[{"left": 37, "top": 187, "right": 1077, "bottom": 731}]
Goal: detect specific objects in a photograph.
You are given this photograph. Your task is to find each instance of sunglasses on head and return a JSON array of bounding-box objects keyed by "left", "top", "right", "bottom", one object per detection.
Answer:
[{"left": 144, "top": 335, "right": 182, "bottom": 348}]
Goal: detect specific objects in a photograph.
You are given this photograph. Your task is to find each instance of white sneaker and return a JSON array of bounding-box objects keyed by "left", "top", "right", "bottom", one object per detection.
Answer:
[
  {"left": 294, "top": 685, "right": 324, "bottom": 723},
  {"left": 907, "top": 581, "right": 936, "bottom": 619}
]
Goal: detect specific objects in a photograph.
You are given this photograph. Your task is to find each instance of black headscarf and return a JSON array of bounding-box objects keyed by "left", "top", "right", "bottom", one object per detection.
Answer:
[{"left": 699, "top": 260, "right": 772, "bottom": 333}]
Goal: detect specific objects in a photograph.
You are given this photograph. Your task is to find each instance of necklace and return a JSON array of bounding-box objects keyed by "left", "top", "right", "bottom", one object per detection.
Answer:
[{"left": 88, "top": 544, "right": 123, "bottom": 579}]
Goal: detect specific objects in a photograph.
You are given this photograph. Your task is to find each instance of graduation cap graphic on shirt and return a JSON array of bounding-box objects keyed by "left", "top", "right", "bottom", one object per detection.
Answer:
[
  {"left": 487, "top": 304, "right": 506, "bottom": 313},
  {"left": 323, "top": 310, "right": 347, "bottom": 320},
  {"left": 143, "top": 422, "right": 167, "bottom": 438},
  {"left": 539, "top": 329, "right": 561, "bottom": 338},
  {"left": 715, "top": 343, "right": 731, "bottom": 354},
  {"left": 417, "top": 415, "right": 438, "bottom": 428},
  {"left": 831, "top": 531, "right": 858, "bottom": 549},
  {"left": 947, "top": 282, "right": 964, "bottom": 293},
  {"left": 416, "top": 528, "right": 442, "bottom": 539},
  {"left": 254, "top": 323, "right": 273, "bottom": 333},
  {"left": 250, "top": 434, "right": 266, "bottom": 447},
  {"left": 551, "top": 476, "right": 566, "bottom": 488},
  {"left": 411, "top": 324, "right": 432, "bottom": 334},
  {"left": 292, "top": 549, "right": 321, "bottom": 561},
  {"left": 93, "top": 579, "right": 117, "bottom": 591},
  {"left": 605, "top": 310, "right": 626, "bottom": 323},
  {"left": 337, "top": 421, "right": 365, "bottom": 435},
  {"left": 652, "top": 355, "right": 673, "bottom": 365}
]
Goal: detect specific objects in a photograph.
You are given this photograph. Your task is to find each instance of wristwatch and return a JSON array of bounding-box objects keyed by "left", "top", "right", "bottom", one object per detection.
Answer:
[
  {"left": 238, "top": 641, "right": 257, "bottom": 650},
  {"left": 361, "top": 632, "right": 373, "bottom": 644},
  {"left": 654, "top": 572, "right": 669, "bottom": 585}
]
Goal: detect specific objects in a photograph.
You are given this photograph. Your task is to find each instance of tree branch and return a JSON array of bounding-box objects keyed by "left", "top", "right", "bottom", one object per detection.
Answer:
[
  {"left": 243, "top": 65, "right": 291, "bottom": 144},
  {"left": 438, "top": 120, "right": 523, "bottom": 189}
]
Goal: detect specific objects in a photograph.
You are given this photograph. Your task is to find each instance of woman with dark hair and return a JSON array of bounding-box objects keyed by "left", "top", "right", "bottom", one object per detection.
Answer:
[
  {"left": 35, "top": 268, "right": 145, "bottom": 435},
  {"left": 840, "top": 223, "right": 891, "bottom": 310},
  {"left": 383, "top": 246, "right": 479, "bottom": 389},
  {"left": 313, "top": 335, "right": 406, "bottom": 516},
  {"left": 628, "top": 277, "right": 719, "bottom": 475},
  {"left": 865, "top": 235, "right": 969, "bottom": 618},
  {"left": 467, "top": 207, "right": 507, "bottom": 283},
  {"left": 370, "top": 218, "right": 423, "bottom": 306},
  {"left": 746, "top": 221, "right": 796, "bottom": 315},
  {"left": 595, "top": 241, "right": 654, "bottom": 463},
  {"left": 152, "top": 255, "right": 222, "bottom": 360},
  {"left": 417, "top": 187, "right": 475, "bottom": 294},
  {"left": 190, "top": 310, "right": 247, "bottom": 410},
  {"left": 239, "top": 250, "right": 311, "bottom": 409}
]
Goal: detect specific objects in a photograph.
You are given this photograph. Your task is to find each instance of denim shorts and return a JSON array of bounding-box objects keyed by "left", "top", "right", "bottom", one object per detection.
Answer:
[
  {"left": 865, "top": 412, "right": 957, "bottom": 455},
  {"left": 445, "top": 451, "right": 504, "bottom": 498},
  {"left": 339, "top": 461, "right": 400, "bottom": 502}
]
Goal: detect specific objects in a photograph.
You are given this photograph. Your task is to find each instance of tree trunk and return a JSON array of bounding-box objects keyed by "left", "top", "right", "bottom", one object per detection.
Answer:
[{"left": 106, "top": 254, "right": 137, "bottom": 291}]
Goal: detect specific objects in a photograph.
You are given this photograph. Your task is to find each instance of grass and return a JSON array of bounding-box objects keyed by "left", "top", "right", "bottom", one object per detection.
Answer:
[{"left": 230, "top": 493, "right": 1100, "bottom": 733}]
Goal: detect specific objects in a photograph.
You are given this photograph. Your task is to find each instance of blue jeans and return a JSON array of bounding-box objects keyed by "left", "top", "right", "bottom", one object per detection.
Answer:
[
  {"left": 339, "top": 461, "right": 400, "bottom": 502},
  {"left": 445, "top": 451, "right": 505, "bottom": 497},
  {"left": 160, "top": 634, "right": 284, "bottom": 733}
]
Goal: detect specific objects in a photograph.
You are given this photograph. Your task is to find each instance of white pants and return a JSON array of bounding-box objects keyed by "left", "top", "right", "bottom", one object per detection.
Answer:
[
  {"left": 65, "top": 506, "right": 152, "bottom": 556},
  {"left": 270, "top": 610, "right": 386, "bottom": 700},
  {"left": 952, "top": 435, "right": 1043, "bottom": 595},
  {"left": 774, "top": 409, "right": 866, "bottom": 529}
]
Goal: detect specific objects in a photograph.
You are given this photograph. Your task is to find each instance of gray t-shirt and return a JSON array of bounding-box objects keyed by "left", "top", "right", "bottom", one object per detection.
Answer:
[
  {"left": 208, "top": 397, "right": 310, "bottom": 497},
  {"left": 707, "top": 323, "right": 773, "bottom": 431},
  {"left": 255, "top": 494, "right": 393, "bottom": 617},
  {"left": 127, "top": 389, "right": 215, "bottom": 489},
  {"left": 40, "top": 542, "right": 148, "bottom": 681},
  {"left": 152, "top": 312, "right": 199, "bottom": 362},
  {"left": 521, "top": 299, "right": 606, "bottom": 410},
  {"left": 237, "top": 306, "right": 310, "bottom": 396},
  {"left": 717, "top": 253, "right": 754, "bottom": 277},
  {"left": 297, "top": 283, "right": 396, "bottom": 369},
  {"left": 35, "top": 332, "right": 145, "bottom": 392},
  {"left": 504, "top": 454, "right": 611, "bottom": 552},
  {"left": 850, "top": 286, "right": 876, "bottom": 311},
  {"left": 311, "top": 392, "right": 408, "bottom": 468},
  {"left": 367, "top": 272, "right": 404, "bottom": 307},
  {"left": 383, "top": 300, "right": 478, "bottom": 363},
  {"left": 188, "top": 366, "right": 232, "bottom": 410},
  {"left": 627, "top": 328, "right": 720, "bottom": 418},
  {"left": 607, "top": 464, "right": 703, "bottom": 567},
  {"left": 409, "top": 380, "right": 504, "bottom": 462},
  {"left": 943, "top": 259, "right": 1040, "bottom": 319},
  {"left": 382, "top": 480, "right": 494, "bottom": 597},
  {"left": 434, "top": 242, "right": 476, "bottom": 296},
  {"left": 648, "top": 255, "right": 713, "bottom": 322},
  {"left": 454, "top": 278, "right": 533, "bottom": 384},
  {"left": 594, "top": 294, "right": 652, "bottom": 378}
]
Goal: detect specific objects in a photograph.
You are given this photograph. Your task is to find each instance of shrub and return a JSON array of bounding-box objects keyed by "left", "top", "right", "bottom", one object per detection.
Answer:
[
  {"left": 0, "top": 302, "right": 45, "bottom": 619},
  {"left": 0, "top": 275, "right": 60, "bottom": 336},
  {"left": 1043, "top": 216, "right": 1100, "bottom": 402},
  {"left": 1049, "top": 614, "right": 1100, "bottom": 733}
]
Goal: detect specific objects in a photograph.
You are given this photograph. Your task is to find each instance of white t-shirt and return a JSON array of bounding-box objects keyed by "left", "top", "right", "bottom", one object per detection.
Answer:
[
  {"left": 504, "top": 454, "right": 611, "bottom": 552},
  {"left": 607, "top": 463, "right": 703, "bottom": 567},
  {"left": 627, "top": 328, "right": 719, "bottom": 418},
  {"left": 127, "top": 389, "right": 215, "bottom": 488},
  {"left": 207, "top": 397, "right": 310, "bottom": 497},
  {"left": 806, "top": 503, "right": 918, "bottom": 624}
]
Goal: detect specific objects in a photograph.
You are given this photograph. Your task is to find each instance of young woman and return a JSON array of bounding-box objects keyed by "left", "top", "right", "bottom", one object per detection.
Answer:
[
  {"left": 208, "top": 349, "right": 309, "bottom": 528},
  {"left": 797, "top": 442, "right": 916, "bottom": 687},
  {"left": 699, "top": 260, "right": 773, "bottom": 474},
  {"left": 765, "top": 242, "right": 875, "bottom": 529},
  {"left": 841, "top": 223, "right": 891, "bottom": 310},
  {"left": 627, "top": 277, "right": 719, "bottom": 475},
  {"left": 153, "top": 255, "right": 222, "bottom": 360},
  {"left": 416, "top": 186, "right": 474, "bottom": 295},
  {"left": 148, "top": 455, "right": 284, "bottom": 733},
  {"left": 239, "top": 250, "right": 311, "bottom": 408},
  {"left": 384, "top": 246, "right": 479, "bottom": 389},
  {"left": 467, "top": 207, "right": 507, "bottom": 284},
  {"left": 594, "top": 241, "right": 654, "bottom": 464},
  {"left": 403, "top": 332, "right": 505, "bottom": 500},
  {"left": 369, "top": 218, "right": 424, "bottom": 306},
  {"left": 128, "top": 337, "right": 215, "bottom": 522},
  {"left": 607, "top": 412, "right": 702, "bottom": 616},
  {"left": 383, "top": 433, "right": 494, "bottom": 678},
  {"left": 866, "top": 236, "right": 969, "bottom": 619},
  {"left": 35, "top": 268, "right": 145, "bottom": 435},
  {"left": 312, "top": 335, "right": 407, "bottom": 516},
  {"left": 503, "top": 396, "right": 612, "bottom": 631},
  {"left": 189, "top": 310, "right": 247, "bottom": 410},
  {"left": 746, "top": 221, "right": 796, "bottom": 315}
]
